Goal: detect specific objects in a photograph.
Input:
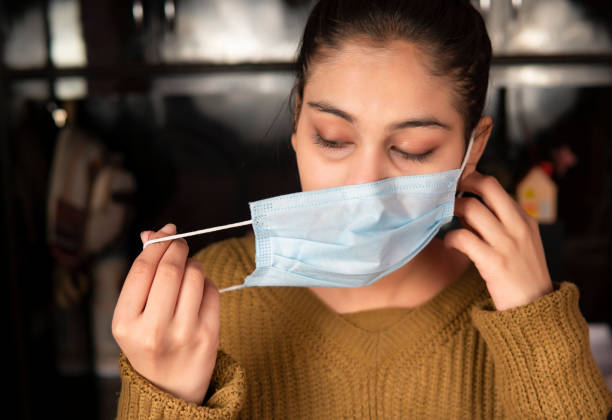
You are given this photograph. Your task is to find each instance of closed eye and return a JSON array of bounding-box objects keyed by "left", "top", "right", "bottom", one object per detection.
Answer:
[
  {"left": 314, "top": 133, "right": 433, "bottom": 162},
  {"left": 391, "top": 147, "right": 433, "bottom": 162},
  {"left": 313, "top": 133, "right": 346, "bottom": 149}
]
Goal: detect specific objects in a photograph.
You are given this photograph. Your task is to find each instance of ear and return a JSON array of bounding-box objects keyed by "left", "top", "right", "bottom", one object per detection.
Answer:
[
  {"left": 293, "top": 99, "right": 300, "bottom": 130},
  {"left": 461, "top": 115, "right": 493, "bottom": 180},
  {"left": 291, "top": 95, "right": 302, "bottom": 153},
  {"left": 291, "top": 132, "right": 297, "bottom": 152}
]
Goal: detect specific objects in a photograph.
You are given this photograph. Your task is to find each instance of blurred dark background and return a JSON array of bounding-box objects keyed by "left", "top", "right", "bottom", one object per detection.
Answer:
[{"left": 1, "top": 1, "right": 611, "bottom": 419}]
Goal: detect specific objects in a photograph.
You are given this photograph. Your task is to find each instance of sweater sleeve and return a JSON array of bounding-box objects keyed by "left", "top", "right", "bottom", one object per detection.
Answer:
[
  {"left": 471, "top": 281, "right": 612, "bottom": 419},
  {"left": 116, "top": 349, "right": 246, "bottom": 419}
]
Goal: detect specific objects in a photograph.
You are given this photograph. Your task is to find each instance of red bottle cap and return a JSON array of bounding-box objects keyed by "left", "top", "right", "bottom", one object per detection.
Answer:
[{"left": 539, "top": 161, "right": 554, "bottom": 177}]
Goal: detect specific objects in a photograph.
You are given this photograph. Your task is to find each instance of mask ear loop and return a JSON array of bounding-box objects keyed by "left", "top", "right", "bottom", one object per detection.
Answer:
[
  {"left": 142, "top": 220, "right": 253, "bottom": 249},
  {"left": 456, "top": 131, "right": 475, "bottom": 199},
  {"left": 218, "top": 283, "right": 247, "bottom": 293},
  {"left": 141, "top": 220, "right": 253, "bottom": 294}
]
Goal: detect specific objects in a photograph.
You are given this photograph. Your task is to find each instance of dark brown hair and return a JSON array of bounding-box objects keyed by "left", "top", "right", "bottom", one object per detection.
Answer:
[{"left": 291, "top": 0, "right": 492, "bottom": 141}]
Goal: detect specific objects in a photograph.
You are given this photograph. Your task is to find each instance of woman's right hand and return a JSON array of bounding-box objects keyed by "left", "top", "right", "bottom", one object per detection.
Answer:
[{"left": 112, "top": 223, "right": 220, "bottom": 405}]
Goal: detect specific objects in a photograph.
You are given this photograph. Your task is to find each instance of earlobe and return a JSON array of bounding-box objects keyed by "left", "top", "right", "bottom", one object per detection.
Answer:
[
  {"left": 459, "top": 116, "right": 493, "bottom": 183},
  {"left": 460, "top": 163, "right": 477, "bottom": 182},
  {"left": 468, "top": 116, "right": 493, "bottom": 168},
  {"left": 293, "top": 95, "right": 302, "bottom": 134},
  {"left": 291, "top": 98, "right": 301, "bottom": 153},
  {"left": 291, "top": 133, "right": 297, "bottom": 152}
]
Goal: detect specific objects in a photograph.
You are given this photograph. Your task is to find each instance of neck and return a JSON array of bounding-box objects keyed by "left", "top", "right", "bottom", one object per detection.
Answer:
[{"left": 308, "top": 239, "right": 471, "bottom": 314}]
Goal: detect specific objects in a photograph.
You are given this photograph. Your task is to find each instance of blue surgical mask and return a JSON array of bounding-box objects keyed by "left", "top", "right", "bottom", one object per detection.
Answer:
[{"left": 144, "top": 132, "right": 474, "bottom": 293}]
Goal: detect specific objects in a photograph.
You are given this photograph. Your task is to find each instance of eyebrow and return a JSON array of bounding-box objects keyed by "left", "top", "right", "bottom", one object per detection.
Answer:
[{"left": 307, "top": 100, "right": 452, "bottom": 131}]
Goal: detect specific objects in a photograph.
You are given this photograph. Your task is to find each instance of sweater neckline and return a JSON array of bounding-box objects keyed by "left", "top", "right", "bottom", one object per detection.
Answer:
[
  {"left": 340, "top": 307, "right": 412, "bottom": 332},
  {"left": 235, "top": 235, "right": 488, "bottom": 365}
]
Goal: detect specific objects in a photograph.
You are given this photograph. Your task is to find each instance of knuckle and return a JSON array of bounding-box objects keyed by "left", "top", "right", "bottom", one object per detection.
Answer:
[
  {"left": 142, "top": 327, "right": 164, "bottom": 353},
  {"left": 130, "top": 258, "right": 150, "bottom": 277},
  {"left": 186, "top": 274, "right": 206, "bottom": 293},
  {"left": 496, "top": 257, "right": 509, "bottom": 272},
  {"left": 112, "top": 320, "right": 128, "bottom": 341},
  {"left": 172, "top": 326, "right": 192, "bottom": 346},
  {"left": 460, "top": 198, "right": 480, "bottom": 223},
  {"left": 456, "top": 228, "right": 470, "bottom": 239},
  {"left": 187, "top": 259, "right": 205, "bottom": 276},
  {"left": 453, "top": 229, "right": 471, "bottom": 244},
  {"left": 157, "top": 261, "right": 184, "bottom": 280},
  {"left": 171, "top": 238, "right": 189, "bottom": 253},
  {"left": 481, "top": 175, "right": 499, "bottom": 192},
  {"left": 443, "top": 229, "right": 459, "bottom": 244},
  {"left": 515, "top": 221, "right": 531, "bottom": 240},
  {"left": 528, "top": 216, "right": 539, "bottom": 230},
  {"left": 483, "top": 174, "right": 498, "bottom": 186},
  {"left": 464, "top": 197, "right": 480, "bottom": 211},
  {"left": 142, "top": 337, "right": 159, "bottom": 354},
  {"left": 489, "top": 251, "right": 506, "bottom": 268}
]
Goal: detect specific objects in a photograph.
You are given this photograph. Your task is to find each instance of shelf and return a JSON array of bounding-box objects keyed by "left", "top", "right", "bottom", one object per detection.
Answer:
[
  {"left": 491, "top": 53, "right": 612, "bottom": 65},
  {"left": 2, "top": 54, "right": 611, "bottom": 81},
  {"left": 1, "top": 62, "right": 297, "bottom": 81}
]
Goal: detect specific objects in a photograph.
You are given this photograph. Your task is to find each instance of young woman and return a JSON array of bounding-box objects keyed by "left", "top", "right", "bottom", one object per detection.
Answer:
[{"left": 112, "top": 1, "right": 612, "bottom": 418}]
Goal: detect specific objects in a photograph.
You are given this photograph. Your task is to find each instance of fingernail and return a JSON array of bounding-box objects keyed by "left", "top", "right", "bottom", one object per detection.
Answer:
[
  {"left": 140, "top": 231, "right": 146, "bottom": 243},
  {"left": 161, "top": 223, "right": 176, "bottom": 234}
]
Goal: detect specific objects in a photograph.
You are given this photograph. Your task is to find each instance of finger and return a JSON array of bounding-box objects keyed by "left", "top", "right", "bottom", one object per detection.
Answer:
[
  {"left": 115, "top": 224, "right": 177, "bottom": 319},
  {"left": 198, "top": 277, "right": 220, "bottom": 333},
  {"left": 459, "top": 172, "right": 525, "bottom": 230},
  {"left": 173, "top": 259, "right": 206, "bottom": 325},
  {"left": 444, "top": 228, "right": 501, "bottom": 273},
  {"left": 140, "top": 230, "right": 153, "bottom": 244},
  {"left": 454, "top": 197, "right": 513, "bottom": 251},
  {"left": 521, "top": 216, "right": 550, "bottom": 283},
  {"left": 144, "top": 237, "right": 190, "bottom": 323},
  {"left": 511, "top": 197, "right": 537, "bottom": 226}
]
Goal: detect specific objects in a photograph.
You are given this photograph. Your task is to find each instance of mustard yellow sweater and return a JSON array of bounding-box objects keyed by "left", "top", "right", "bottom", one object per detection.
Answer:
[{"left": 116, "top": 235, "right": 612, "bottom": 419}]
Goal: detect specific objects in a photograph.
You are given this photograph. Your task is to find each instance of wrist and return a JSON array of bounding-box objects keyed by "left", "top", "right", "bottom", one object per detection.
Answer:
[{"left": 151, "top": 378, "right": 210, "bottom": 405}]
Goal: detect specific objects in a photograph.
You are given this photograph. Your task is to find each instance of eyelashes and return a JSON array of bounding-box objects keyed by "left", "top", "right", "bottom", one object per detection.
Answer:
[
  {"left": 312, "top": 133, "right": 433, "bottom": 162},
  {"left": 392, "top": 147, "right": 433, "bottom": 163},
  {"left": 313, "top": 133, "right": 345, "bottom": 149}
]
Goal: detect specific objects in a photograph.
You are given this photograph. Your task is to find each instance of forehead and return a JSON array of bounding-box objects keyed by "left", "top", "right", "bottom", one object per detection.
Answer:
[{"left": 304, "top": 39, "right": 460, "bottom": 124}]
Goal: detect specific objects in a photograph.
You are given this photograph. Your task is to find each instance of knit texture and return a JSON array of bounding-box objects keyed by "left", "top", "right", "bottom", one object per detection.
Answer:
[
  {"left": 117, "top": 350, "right": 245, "bottom": 419},
  {"left": 117, "top": 234, "right": 612, "bottom": 419}
]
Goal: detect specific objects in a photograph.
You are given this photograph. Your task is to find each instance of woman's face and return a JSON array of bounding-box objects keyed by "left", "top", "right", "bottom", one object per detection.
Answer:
[{"left": 291, "top": 39, "right": 472, "bottom": 192}]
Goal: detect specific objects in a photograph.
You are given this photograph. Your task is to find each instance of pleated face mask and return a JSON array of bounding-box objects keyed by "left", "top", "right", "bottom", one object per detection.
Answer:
[{"left": 144, "top": 132, "right": 474, "bottom": 293}]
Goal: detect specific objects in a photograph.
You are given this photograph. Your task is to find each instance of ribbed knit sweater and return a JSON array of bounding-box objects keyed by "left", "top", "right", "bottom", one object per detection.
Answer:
[{"left": 116, "top": 234, "right": 612, "bottom": 419}]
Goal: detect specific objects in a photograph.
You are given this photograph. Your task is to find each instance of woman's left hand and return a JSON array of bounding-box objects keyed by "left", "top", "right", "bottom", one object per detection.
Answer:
[{"left": 444, "top": 171, "right": 554, "bottom": 311}]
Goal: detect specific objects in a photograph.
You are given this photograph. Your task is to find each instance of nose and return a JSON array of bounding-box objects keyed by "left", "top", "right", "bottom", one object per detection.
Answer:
[{"left": 344, "top": 147, "right": 390, "bottom": 186}]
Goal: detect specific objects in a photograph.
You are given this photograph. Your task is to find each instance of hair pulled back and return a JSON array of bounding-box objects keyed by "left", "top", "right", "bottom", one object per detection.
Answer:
[{"left": 292, "top": 0, "right": 492, "bottom": 141}]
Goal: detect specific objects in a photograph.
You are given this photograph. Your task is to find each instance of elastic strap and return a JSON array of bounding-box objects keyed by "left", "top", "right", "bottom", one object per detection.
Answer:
[
  {"left": 459, "top": 131, "right": 475, "bottom": 174},
  {"left": 457, "top": 131, "right": 475, "bottom": 198},
  {"left": 142, "top": 219, "right": 253, "bottom": 249},
  {"left": 218, "top": 283, "right": 247, "bottom": 294},
  {"left": 142, "top": 220, "right": 252, "bottom": 294}
]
